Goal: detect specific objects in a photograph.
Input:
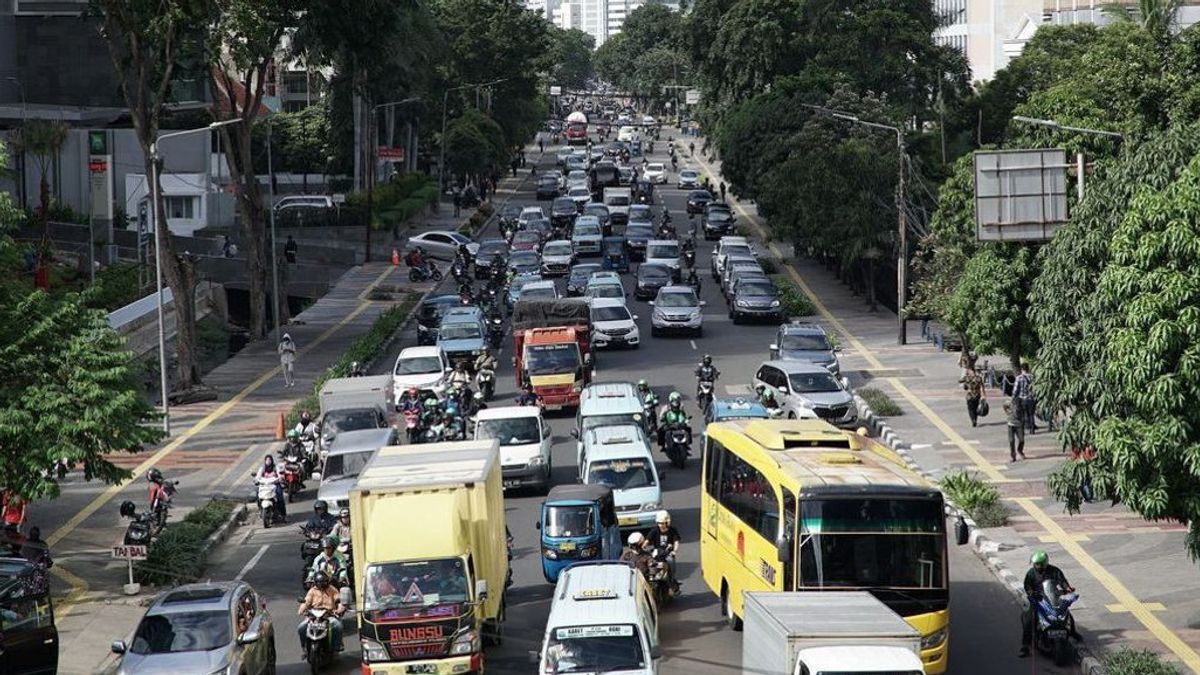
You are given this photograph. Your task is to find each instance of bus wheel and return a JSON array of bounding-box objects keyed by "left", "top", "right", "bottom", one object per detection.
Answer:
[{"left": 721, "top": 583, "right": 743, "bottom": 631}]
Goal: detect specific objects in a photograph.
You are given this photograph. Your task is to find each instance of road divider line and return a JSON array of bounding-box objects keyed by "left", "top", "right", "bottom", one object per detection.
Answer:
[
  {"left": 689, "top": 339, "right": 697, "bottom": 350},
  {"left": 236, "top": 544, "right": 270, "bottom": 580},
  {"left": 50, "top": 563, "right": 90, "bottom": 619},
  {"left": 207, "top": 442, "right": 272, "bottom": 492}
]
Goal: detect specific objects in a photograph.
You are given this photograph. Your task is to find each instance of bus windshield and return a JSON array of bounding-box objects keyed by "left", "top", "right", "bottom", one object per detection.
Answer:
[
  {"left": 526, "top": 344, "right": 580, "bottom": 375},
  {"left": 797, "top": 498, "right": 946, "bottom": 590}
]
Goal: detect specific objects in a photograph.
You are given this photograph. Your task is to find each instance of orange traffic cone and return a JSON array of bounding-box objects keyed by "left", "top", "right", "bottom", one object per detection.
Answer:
[
  {"left": 391, "top": 249, "right": 400, "bottom": 266},
  {"left": 275, "top": 413, "right": 286, "bottom": 440}
]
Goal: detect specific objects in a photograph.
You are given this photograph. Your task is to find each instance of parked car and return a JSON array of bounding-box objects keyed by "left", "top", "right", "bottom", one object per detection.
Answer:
[
  {"left": 405, "top": 230, "right": 478, "bottom": 261},
  {"left": 650, "top": 285, "right": 704, "bottom": 337},
  {"left": 111, "top": 582, "right": 276, "bottom": 675},
  {"left": 634, "top": 263, "right": 672, "bottom": 300},
  {"left": 769, "top": 322, "right": 841, "bottom": 375},
  {"left": 753, "top": 360, "right": 856, "bottom": 426},
  {"left": 567, "top": 263, "right": 602, "bottom": 296}
]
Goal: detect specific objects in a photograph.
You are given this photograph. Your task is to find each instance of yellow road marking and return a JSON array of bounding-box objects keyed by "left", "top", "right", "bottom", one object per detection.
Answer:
[
  {"left": 1109, "top": 603, "right": 1167, "bottom": 613},
  {"left": 691, "top": 146, "right": 1200, "bottom": 671},
  {"left": 50, "top": 564, "right": 90, "bottom": 619},
  {"left": 1039, "top": 534, "right": 1090, "bottom": 543},
  {"left": 48, "top": 265, "right": 395, "bottom": 614},
  {"left": 1017, "top": 498, "right": 1200, "bottom": 670}
]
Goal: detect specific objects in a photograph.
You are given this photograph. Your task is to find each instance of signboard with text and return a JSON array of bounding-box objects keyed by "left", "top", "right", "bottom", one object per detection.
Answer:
[
  {"left": 112, "top": 544, "right": 148, "bottom": 560},
  {"left": 549, "top": 85, "right": 562, "bottom": 96},
  {"left": 685, "top": 89, "right": 701, "bottom": 105},
  {"left": 88, "top": 131, "right": 113, "bottom": 221},
  {"left": 377, "top": 146, "right": 405, "bottom": 161}
]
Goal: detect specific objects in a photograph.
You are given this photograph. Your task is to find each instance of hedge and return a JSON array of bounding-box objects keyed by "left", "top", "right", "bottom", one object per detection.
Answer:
[
  {"left": 285, "top": 293, "right": 420, "bottom": 428},
  {"left": 134, "top": 499, "right": 237, "bottom": 586},
  {"left": 771, "top": 276, "right": 817, "bottom": 318}
]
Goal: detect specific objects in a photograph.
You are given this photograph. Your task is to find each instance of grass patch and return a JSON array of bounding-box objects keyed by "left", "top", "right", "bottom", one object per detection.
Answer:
[
  {"left": 285, "top": 292, "right": 420, "bottom": 428},
  {"left": 939, "top": 469, "right": 1008, "bottom": 527},
  {"left": 771, "top": 275, "right": 816, "bottom": 317},
  {"left": 134, "top": 498, "right": 237, "bottom": 586},
  {"left": 858, "top": 387, "right": 902, "bottom": 416},
  {"left": 1104, "top": 648, "right": 1179, "bottom": 675}
]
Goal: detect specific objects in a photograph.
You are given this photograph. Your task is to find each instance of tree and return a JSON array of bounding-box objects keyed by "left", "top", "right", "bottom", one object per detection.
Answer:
[
  {"left": 93, "top": 0, "right": 210, "bottom": 390},
  {"left": 10, "top": 120, "right": 70, "bottom": 234},
  {"left": 708, "top": 0, "right": 805, "bottom": 105},
  {"left": 443, "top": 108, "right": 506, "bottom": 180},
  {"left": 547, "top": 28, "right": 594, "bottom": 91},
  {"left": 0, "top": 141, "right": 21, "bottom": 229},
  {"left": 207, "top": 0, "right": 305, "bottom": 340},
  {"left": 275, "top": 105, "right": 332, "bottom": 186}
]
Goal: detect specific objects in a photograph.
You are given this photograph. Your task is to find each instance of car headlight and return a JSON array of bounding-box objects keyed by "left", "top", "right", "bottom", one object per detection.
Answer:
[
  {"left": 921, "top": 628, "right": 948, "bottom": 650},
  {"left": 737, "top": 300, "right": 750, "bottom": 308},
  {"left": 771, "top": 300, "right": 781, "bottom": 307},
  {"left": 690, "top": 311, "right": 702, "bottom": 319},
  {"left": 361, "top": 637, "right": 389, "bottom": 662},
  {"left": 580, "top": 545, "right": 599, "bottom": 559},
  {"left": 799, "top": 399, "right": 816, "bottom": 409},
  {"left": 528, "top": 455, "right": 546, "bottom": 466},
  {"left": 643, "top": 501, "right": 661, "bottom": 511},
  {"left": 450, "top": 630, "right": 479, "bottom": 655},
  {"left": 543, "top": 547, "right": 559, "bottom": 560}
]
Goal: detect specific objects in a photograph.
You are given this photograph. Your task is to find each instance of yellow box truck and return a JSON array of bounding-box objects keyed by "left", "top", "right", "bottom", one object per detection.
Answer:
[{"left": 349, "top": 440, "right": 509, "bottom": 675}]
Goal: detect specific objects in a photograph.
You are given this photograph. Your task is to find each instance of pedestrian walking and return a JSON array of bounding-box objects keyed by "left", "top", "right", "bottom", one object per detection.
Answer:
[
  {"left": 510, "top": 157, "right": 519, "bottom": 177},
  {"left": 1004, "top": 400, "right": 1026, "bottom": 461},
  {"left": 688, "top": 141, "right": 695, "bottom": 157},
  {"left": 538, "top": 139, "right": 545, "bottom": 154},
  {"left": 452, "top": 188, "right": 462, "bottom": 218},
  {"left": 1, "top": 490, "right": 25, "bottom": 531},
  {"left": 1013, "top": 365, "right": 1037, "bottom": 433},
  {"left": 962, "top": 358, "right": 985, "bottom": 427},
  {"left": 519, "top": 148, "right": 526, "bottom": 167},
  {"left": 284, "top": 235, "right": 298, "bottom": 264},
  {"left": 719, "top": 181, "right": 727, "bottom": 201},
  {"left": 278, "top": 333, "right": 297, "bottom": 387}
]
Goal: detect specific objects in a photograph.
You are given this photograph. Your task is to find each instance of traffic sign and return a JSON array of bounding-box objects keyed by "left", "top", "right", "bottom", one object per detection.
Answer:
[
  {"left": 376, "top": 146, "right": 405, "bottom": 161},
  {"left": 112, "top": 544, "right": 148, "bottom": 560}
]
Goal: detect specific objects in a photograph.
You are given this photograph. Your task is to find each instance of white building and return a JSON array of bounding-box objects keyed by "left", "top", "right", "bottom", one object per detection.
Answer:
[
  {"left": 606, "top": 0, "right": 646, "bottom": 39},
  {"left": 579, "top": 0, "right": 609, "bottom": 47},
  {"left": 552, "top": 2, "right": 582, "bottom": 31}
]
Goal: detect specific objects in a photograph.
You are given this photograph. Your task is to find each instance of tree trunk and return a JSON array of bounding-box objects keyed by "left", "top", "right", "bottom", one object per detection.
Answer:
[
  {"left": 231, "top": 128, "right": 269, "bottom": 339},
  {"left": 1008, "top": 321, "right": 1024, "bottom": 373},
  {"left": 148, "top": 155, "right": 203, "bottom": 390}
]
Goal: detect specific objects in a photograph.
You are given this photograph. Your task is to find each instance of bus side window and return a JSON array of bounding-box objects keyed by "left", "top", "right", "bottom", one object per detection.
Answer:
[{"left": 781, "top": 487, "right": 797, "bottom": 591}]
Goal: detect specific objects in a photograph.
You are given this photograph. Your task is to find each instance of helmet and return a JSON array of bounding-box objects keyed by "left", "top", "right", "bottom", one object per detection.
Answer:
[
  {"left": 669, "top": 391, "right": 682, "bottom": 403},
  {"left": 147, "top": 468, "right": 163, "bottom": 484},
  {"left": 655, "top": 510, "right": 671, "bottom": 525},
  {"left": 300, "top": 410, "right": 312, "bottom": 424},
  {"left": 637, "top": 379, "right": 648, "bottom": 389},
  {"left": 287, "top": 429, "right": 300, "bottom": 440},
  {"left": 627, "top": 532, "right": 644, "bottom": 546},
  {"left": 313, "top": 500, "right": 329, "bottom": 514},
  {"left": 474, "top": 391, "right": 484, "bottom": 401},
  {"left": 314, "top": 571, "right": 330, "bottom": 588},
  {"left": 424, "top": 398, "right": 439, "bottom": 409},
  {"left": 702, "top": 354, "right": 712, "bottom": 366},
  {"left": 322, "top": 535, "right": 338, "bottom": 548},
  {"left": 1031, "top": 551, "right": 1049, "bottom": 567},
  {"left": 119, "top": 500, "right": 137, "bottom": 518},
  {"left": 339, "top": 508, "right": 350, "bottom": 519},
  {"left": 762, "top": 389, "right": 775, "bottom": 400},
  {"left": 408, "top": 386, "right": 419, "bottom": 396},
  {"left": 351, "top": 360, "right": 360, "bottom": 370}
]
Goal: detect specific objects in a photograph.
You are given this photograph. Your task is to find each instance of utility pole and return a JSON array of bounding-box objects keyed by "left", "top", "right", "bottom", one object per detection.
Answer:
[{"left": 366, "top": 98, "right": 423, "bottom": 262}]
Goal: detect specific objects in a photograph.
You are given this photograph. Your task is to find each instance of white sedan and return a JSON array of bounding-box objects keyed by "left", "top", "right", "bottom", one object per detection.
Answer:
[
  {"left": 405, "top": 230, "right": 478, "bottom": 261},
  {"left": 643, "top": 162, "right": 666, "bottom": 184}
]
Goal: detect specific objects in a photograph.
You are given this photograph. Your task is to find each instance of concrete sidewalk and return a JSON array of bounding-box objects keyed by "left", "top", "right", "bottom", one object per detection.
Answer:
[{"left": 681, "top": 132, "right": 1200, "bottom": 672}]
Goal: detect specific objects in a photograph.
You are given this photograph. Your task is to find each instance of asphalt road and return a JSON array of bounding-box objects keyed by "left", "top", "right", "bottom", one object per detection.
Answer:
[{"left": 202, "top": 129, "right": 1072, "bottom": 675}]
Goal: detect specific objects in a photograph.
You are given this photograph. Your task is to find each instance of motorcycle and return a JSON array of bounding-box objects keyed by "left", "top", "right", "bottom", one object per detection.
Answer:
[
  {"left": 120, "top": 500, "right": 154, "bottom": 546},
  {"left": 422, "top": 420, "right": 447, "bottom": 444},
  {"left": 337, "top": 540, "right": 354, "bottom": 594},
  {"left": 665, "top": 425, "right": 690, "bottom": 469},
  {"left": 647, "top": 551, "right": 675, "bottom": 606},
  {"left": 300, "top": 607, "right": 336, "bottom": 672},
  {"left": 642, "top": 399, "right": 659, "bottom": 436},
  {"left": 696, "top": 379, "right": 715, "bottom": 413},
  {"left": 149, "top": 479, "right": 178, "bottom": 536},
  {"left": 477, "top": 368, "right": 496, "bottom": 401},
  {"left": 683, "top": 248, "right": 696, "bottom": 269},
  {"left": 281, "top": 456, "right": 304, "bottom": 502},
  {"left": 300, "top": 526, "right": 324, "bottom": 585},
  {"left": 402, "top": 408, "right": 422, "bottom": 444},
  {"left": 452, "top": 261, "right": 470, "bottom": 285},
  {"left": 408, "top": 262, "right": 443, "bottom": 282},
  {"left": 254, "top": 476, "right": 284, "bottom": 528},
  {"left": 487, "top": 317, "right": 504, "bottom": 349},
  {"left": 1033, "top": 580, "right": 1080, "bottom": 666}
]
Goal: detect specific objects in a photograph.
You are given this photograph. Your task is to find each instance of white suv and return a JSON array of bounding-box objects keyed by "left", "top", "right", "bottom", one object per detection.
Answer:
[{"left": 590, "top": 297, "right": 640, "bottom": 349}]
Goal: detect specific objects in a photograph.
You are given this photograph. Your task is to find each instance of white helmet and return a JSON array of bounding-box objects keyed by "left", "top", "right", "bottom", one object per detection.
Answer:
[
  {"left": 627, "top": 532, "right": 644, "bottom": 546},
  {"left": 655, "top": 510, "right": 671, "bottom": 525}
]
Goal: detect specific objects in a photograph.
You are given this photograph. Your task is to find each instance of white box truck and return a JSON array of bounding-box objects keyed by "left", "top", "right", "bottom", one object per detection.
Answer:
[
  {"left": 318, "top": 374, "right": 393, "bottom": 417},
  {"left": 741, "top": 592, "right": 924, "bottom": 675}
]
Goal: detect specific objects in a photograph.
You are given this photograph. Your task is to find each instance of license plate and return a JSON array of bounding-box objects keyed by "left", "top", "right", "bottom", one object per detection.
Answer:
[
  {"left": 618, "top": 516, "right": 638, "bottom": 527},
  {"left": 503, "top": 479, "right": 521, "bottom": 488},
  {"left": 407, "top": 665, "right": 438, "bottom": 674},
  {"left": 1046, "top": 629, "right": 1067, "bottom": 639},
  {"left": 560, "top": 542, "right": 577, "bottom": 551}
]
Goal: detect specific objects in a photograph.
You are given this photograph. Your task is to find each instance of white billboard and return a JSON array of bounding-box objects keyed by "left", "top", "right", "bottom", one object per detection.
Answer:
[{"left": 974, "top": 149, "right": 1069, "bottom": 242}]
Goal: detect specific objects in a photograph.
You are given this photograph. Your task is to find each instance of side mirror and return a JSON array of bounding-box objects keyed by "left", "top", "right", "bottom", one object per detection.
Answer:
[
  {"left": 475, "top": 579, "right": 489, "bottom": 600},
  {"left": 776, "top": 536, "right": 792, "bottom": 563},
  {"left": 955, "top": 515, "right": 970, "bottom": 546},
  {"left": 536, "top": 521, "right": 542, "bottom": 530},
  {"left": 632, "top": 315, "right": 639, "bottom": 320},
  {"left": 648, "top": 301, "right": 655, "bottom": 306},
  {"left": 529, "top": 650, "right": 541, "bottom": 664},
  {"left": 111, "top": 640, "right": 127, "bottom": 655},
  {"left": 650, "top": 646, "right": 663, "bottom": 660},
  {"left": 237, "top": 630, "right": 261, "bottom": 645},
  {"left": 339, "top": 586, "right": 352, "bottom": 608},
  {"left": 700, "top": 301, "right": 707, "bottom": 306},
  {"left": 840, "top": 377, "right": 850, "bottom": 390}
]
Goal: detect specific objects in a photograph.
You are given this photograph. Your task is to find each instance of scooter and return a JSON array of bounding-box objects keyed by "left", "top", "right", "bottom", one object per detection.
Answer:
[
  {"left": 487, "top": 317, "right": 504, "bottom": 349},
  {"left": 477, "top": 368, "right": 496, "bottom": 401},
  {"left": 254, "top": 476, "right": 284, "bottom": 528},
  {"left": 647, "top": 550, "right": 676, "bottom": 606},
  {"left": 1033, "top": 580, "right": 1080, "bottom": 667},
  {"left": 402, "top": 408, "right": 422, "bottom": 444},
  {"left": 683, "top": 248, "right": 696, "bottom": 269},
  {"left": 120, "top": 500, "right": 154, "bottom": 546},
  {"left": 408, "top": 262, "right": 443, "bottom": 282},
  {"left": 281, "top": 455, "right": 305, "bottom": 502},
  {"left": 643, "top": 399, "right": 659, "bottom": 436},
  {"left": 696, "top": 379, "right": 715, "bottom": 413},
  {"left": 300, "top": 607, "right": 336, "bottom": 672},
  {"left": 300, "top": 526, "right": 323, "bottom": 585},
  {"left": 665, "top": 426, "right": 690, "bottom": 470}
]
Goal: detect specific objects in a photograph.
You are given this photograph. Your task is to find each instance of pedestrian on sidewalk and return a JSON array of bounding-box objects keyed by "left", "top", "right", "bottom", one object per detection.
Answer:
[
  {"left": 1013, "top": 365, "right": 1037, "bottom": 434},
  {"left": 688, "top": 141, "right": 695, "bottom": 157},
  {"left": 510, "top": 157, "right": 519, "bottom": 177},
  {"left": 519, "top": 148, "right": 526, "bottom": 167},
  {"left": 278, "top": 333, "right": 297, "bottom": 387},
  {"left": 284, "top": 235, "right": 298, "bottom": 264},
  {"left": 1004, "top": 400, "right": 1026, "bottom": 461},
  {"left": 962, "top": 357, "right": 985, "bottom": 427},
  {"left": 719, "top": 181, "right": 726, "bottom": 202},
  {"left": 539, "top": 138, "right": 545, "bottom": 153},
  {"left": 452, "top": 187, "right": 462, "bottom": 218},
  {"left": 2, "top": 490, "right": 25, "bottom": 532}
]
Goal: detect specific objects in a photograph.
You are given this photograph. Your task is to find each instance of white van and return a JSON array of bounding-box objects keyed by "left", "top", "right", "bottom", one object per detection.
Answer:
[
  {"left": 603, "top": 187, "right": 632, "bottom": 226},
  {"left": 474, "top": 406, "right": 553, "bottom": 494},
  {"left": 539, "top": 562, "right": 660, "bottom": 675},
  {"left": 580, "top": 426, "right": 662, "bottom": 530}
]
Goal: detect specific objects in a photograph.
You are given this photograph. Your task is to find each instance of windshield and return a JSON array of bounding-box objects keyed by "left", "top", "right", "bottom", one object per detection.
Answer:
[
  {"left": 647, "top": 244, "right": 679, "bottom": 260},
  {"left": 522, "top": 210, "right": 544, "bottom": 220},
  {"left": 571, "top": 265, "right": 601, "bottom": 280},
  {"left": 554, "top": 201, "right": 576, "bottom": 213},
  {"left": 575, "top": 224, "right": 601, "bottom": 237},
  {"left": 681, "top": 171, "right": 697, "bottom": 179},
  {"left": 325, "top": 410, "right": 380, "bottom": 433},
  {"left": 545, "top": 624, "right": 646, "bottom": 674},
  {"left": 324, "top": 449, "right": 375, "bottom": 479},
  {"left": 396, "top": 355, "right": 442, "bottom": 375},
  {"left": 477, "top": 417, "right": 541, "bottom": 446},
  {"left": 581, "top": 413, "right": 641, "bottom": 431},
  {"left": 569, "top": 188, "right": 590, "bottom": 198},
  {"left": 798, "top": 498, "right": 946, "bottom": 590},
  {"left": 588, "top": 458, "right": 656, "bottom": 490},
  {"left": 131, "top": 611, "right": 230, "bottom": 654},
  {"left": 440, "top": 323, "right": 481, "bottom": 341},
  {"left": 362, "top": 558, "right": 470, "bottom": 619},
  {"left": 739, "top": 283, "right": 776, "bottom": 297},
  {"left": 781, "top": 333, "right": 830, "bottom": 351},
  {"left": 708, "top": 210, "right": 732, "bottom": 222},
  {"left": 592, "top": 305, "right": 632, "bottom": 322},
  {"left": 511, "top": 252, "right": 539, "bottom": 266},
  {"left": 544, "top": 243, "right": 572, "bottom": 256},
  {"left": 607, "top": 195, "right": 630, "bottom": 206},
  {"left": 527, "top": 344, "right": 581, "bottom": 375},
  {"left": 657, "top": 291, "right": 697, "bottom": 308},
  {"left": 584, "top": 208, "right": 608, "bottom": 219},
  {"left": 626, "top": 227, "right": 653, "bottom": 240},
  {"left": 789, "top": 372, "right": 842, "bottom": 393},
  {"left": 514, "top": 232, "right": 540, "bottom": 244},
  {"left": 588, "top": 284, "right": 624, "bottom": 299},
  {"left": 544, "top": 505, "right": 595, "bottom": 538},
  {"left": 647, "top": 164, "right": 664, "bottom": 172},
  {"left": 419, "top": 301, "right": 455, "bottom": 323}
]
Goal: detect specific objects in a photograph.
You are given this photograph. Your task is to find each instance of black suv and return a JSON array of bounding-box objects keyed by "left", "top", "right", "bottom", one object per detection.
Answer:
[
  {"left": 416, "top": 294, "right": 462, "bottom": 345},
  {"left": 551, "top": 197, "right": 578, "bottom": 229},
  {"left": 702, "top": 202, "right": 736, "bottom": 240}
]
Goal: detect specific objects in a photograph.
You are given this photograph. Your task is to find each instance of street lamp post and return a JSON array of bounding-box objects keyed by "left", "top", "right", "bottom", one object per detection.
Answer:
[
  {"left": 438, "top": 79, "right": 509, "bottom": 208},
  {"left": 149, "top": 119, "right": 240, "bottom": 433},
  {"left": 1011, "top": 116, "right": 1124, "bottom": 200},
  {"left": 365, "top": 98, "right": 423, "bottom": 262},
  {"left": 803, "top": 104, "right": 909, "bottom": 345}
]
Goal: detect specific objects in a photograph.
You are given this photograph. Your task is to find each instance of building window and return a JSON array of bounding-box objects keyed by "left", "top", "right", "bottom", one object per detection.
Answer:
[{"left": 165, "top": 196, "right": 196, "bottom": 220}]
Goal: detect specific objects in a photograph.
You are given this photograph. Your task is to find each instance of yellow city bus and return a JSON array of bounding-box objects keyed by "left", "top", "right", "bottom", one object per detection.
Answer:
[{"left": 700, "top": 419, "right": 953, "bottom": 674}]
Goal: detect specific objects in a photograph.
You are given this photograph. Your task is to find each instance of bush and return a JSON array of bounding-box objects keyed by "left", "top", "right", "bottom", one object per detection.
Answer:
[
  {"left": 759, "top": 258, "right": 778, "bottom": 274},
  {"left": 285, "top": 292, "right": 420, "bottom": 428},
  {"left": 135, "top": 499, "right": 236, "bottom": 586},
  {"left": 773, "top": 277, "right": 816, "bottom": 317},
  {"left": 939, "top": 470, "right": 1008, "bottom": 527},
  {"left": 859, "top": 387, "right": 902, "bottom": 416},
  {"left": 1104, "top": 648, "right": 1179, "bottom": 675}
]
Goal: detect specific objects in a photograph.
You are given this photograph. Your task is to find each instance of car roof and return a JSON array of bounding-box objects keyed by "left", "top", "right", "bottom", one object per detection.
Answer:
[
  {"left": 326, "top": 428, "right": 393, "bottom": 454},
  {"left": 571, "top": 263, "right": 602, "bottom": 273},
  {"left": 546, "top": 483, "right": 613, "bottom": 504},
  {"left": 399, "top": 345, "right": 443, "bottom": 358},
  {"left": 586, "top": 434, "right": 654, "bottom": 461},
  {"left": 781, "top": 322, "right": 828, "bottom": 335},
  {"left": 548, "top": 563, "right": 645, "bottom": 627},
  {"left": 638, "top": 264, "right": 670, "bottom": 275},
  {"left": 680, "top": 169, "right": 698, "bottom": 175},
  {"left": 647, "top": 239, "right": 678, "bottom": 246},
  {"left": 442, "top": 307, "right": 483, "bottom": 322},
  {"left": 521, "top": 206, "right": 544, "bottom": 214},
  {"left": 712, "top": 397, "right": 770, "bottom": 418},
  {"left": 476, "top": 405, "right": 541, "bottom": 421},
  {"left": 523, "top": 280, "right": 556, "bottom": 290},
  {"left": 149, "top": 582, "right": 242, "bottom": 615},
  {"left": 422, "top": 294, "right": 461, "bottom": 306},
  {"left": 719, "top": 236, "right": 749, "bottom": 246},
  {"left": 762, "top": 359, "right": 837, "bottom": 375},
  {"left": 544, "top": 239, "right": 573, "bottom": 248},
  {"left": 689, "top": 190, "right": 712, "bottom": 197},
  {"left": 589, "top": 270, "right": 620, "bottom": 280},
  {"left": 590, "top": 297, "right": 629, "bottom": 310}
]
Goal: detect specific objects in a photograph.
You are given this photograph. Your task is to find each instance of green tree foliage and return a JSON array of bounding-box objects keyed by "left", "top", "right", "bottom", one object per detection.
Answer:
[
  {"left": 707, "top": 0, "right": 804, "bottom": 105},
  {"left": 443, "top": 108, "right": 507, "bottom": 178},
  {"left": 547, "top": 28, "right": 594, "bottom": 90},
  {"left": 907, "top": 154, "right": 978, "bottom": 322},
  {"left": 595, "top": 4, "right": 687, "bottom": 101},
  {"left": 10, "top": 120, "right": 69, "bottom": 231},
  {"left": 274, "top": 105, "right": 332, "bottom": 179},
  {"left": 0, "top": 141, "right": 19, "bottom": 229}
]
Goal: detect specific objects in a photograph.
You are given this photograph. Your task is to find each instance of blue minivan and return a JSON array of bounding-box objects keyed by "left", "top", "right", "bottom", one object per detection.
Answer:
[{"left": 537, "top": 484, "right": 622, "bottom": 583}]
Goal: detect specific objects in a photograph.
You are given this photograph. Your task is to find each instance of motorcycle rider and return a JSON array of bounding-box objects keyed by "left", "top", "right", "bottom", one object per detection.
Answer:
[
  {"left": 756, "top": 385, "right": 781, "bottom": 412},
  {"left": 448, "top": 362, "right": 472, "bottom": 389},
  {"left": 305, "top": 500, "right": 338, "bottom": 535},
  {"left": 253, "top": 455, "right": 286, "bottom": 519},
  {"left": 454, "top": 244, "right": 472, "bottom": 273},
  {"left": 686, "top": 266, "right": 701, "bottom": 293},
  {"left": 398, "top": 386, "right": 423, "bottom": 416},
  {"left": 332, "top": 509, "right": 352, "bottom": 548},
  {"left": 474, "top": 346, "right": 497, "bottom": 374},
  {"left": 420, "top": 397, "right": 443, "bottom": 431},
  {"left": 348, "top": 361, "right": 366, "bottom": 377},
  {"left": 619, "top": 532, "right": 651, "bottom": 578},
  {"left": 310, "top": 535, "right": 347, "bottom": 583},
  {"left": 637, "top": 380, "right": 659, "bottom": 429},
  {"left": 1020, "top": 550, "right": 1077, "bottom": 657},
  {"left": 297, "top": 571, "right": 345, "bottom": 653},
  {"left": 294, "top": 411, "right": 318, "bottom": 446},
  {"left": 660, "top": 393, "right": 691, "bottom": 449},
  {"left": 695, "top": 355, "right": 719, "bottom": 396},
  {"left": 516, "top": 382, "right": 541, "bottom": 407},
  {"left": 146, "top": 468, "right": 171, "bottom": 520},
  {"left": 644, "top": 510, "right": 681, "bottom": 593}
]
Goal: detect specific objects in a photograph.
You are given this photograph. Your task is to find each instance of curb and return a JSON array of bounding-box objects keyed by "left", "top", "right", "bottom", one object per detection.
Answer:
[{"left": 203, "top": 502, "right": 248, "bottom": 550}]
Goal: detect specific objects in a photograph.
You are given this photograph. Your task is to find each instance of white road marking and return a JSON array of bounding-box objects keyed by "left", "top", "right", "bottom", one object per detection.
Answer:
[
  {"left": 910, "top": 443, "right": 933, "bottom": 450},
  {"left": 236, "top": 544, "right": 270, "bottom": 581},
  {"left": 689, "top": 340, "right": 697, "bottom": 350}
]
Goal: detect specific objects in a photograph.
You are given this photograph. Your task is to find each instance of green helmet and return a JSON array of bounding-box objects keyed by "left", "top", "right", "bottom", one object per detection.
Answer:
[
  {"left": 669, "top": 391, "right": 682, "bottom": 403},
  {"left": 287, "top": 429, "right": 299, "bottom": 440},
  {"left": 1031, "top": 550, "right": 1049, "bottom": 566},
  {"left": 423, "top": 398, "right": 439, "bottom": 409}
]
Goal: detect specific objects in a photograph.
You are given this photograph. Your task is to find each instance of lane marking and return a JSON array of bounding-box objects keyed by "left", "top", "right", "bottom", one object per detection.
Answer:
[
  {"left": 689, "top": 339, "right": 697, "bottom": 350},
  {"left": 49, "top": 564, "right": 89, "bottom": 619},
  {"left": 1109, "top": 603, "right": 1167, "bottom": 613},
  {"left": 691, "top": 141, "right": 1200, "bottom": 671},
  {"left": 236, "top": 544, "right": 270, "bottom": 581}
]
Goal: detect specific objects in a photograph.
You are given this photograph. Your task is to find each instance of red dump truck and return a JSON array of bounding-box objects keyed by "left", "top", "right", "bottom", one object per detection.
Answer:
[{"left": 512, "top": 299, "right": 593, "bottom": 410}]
